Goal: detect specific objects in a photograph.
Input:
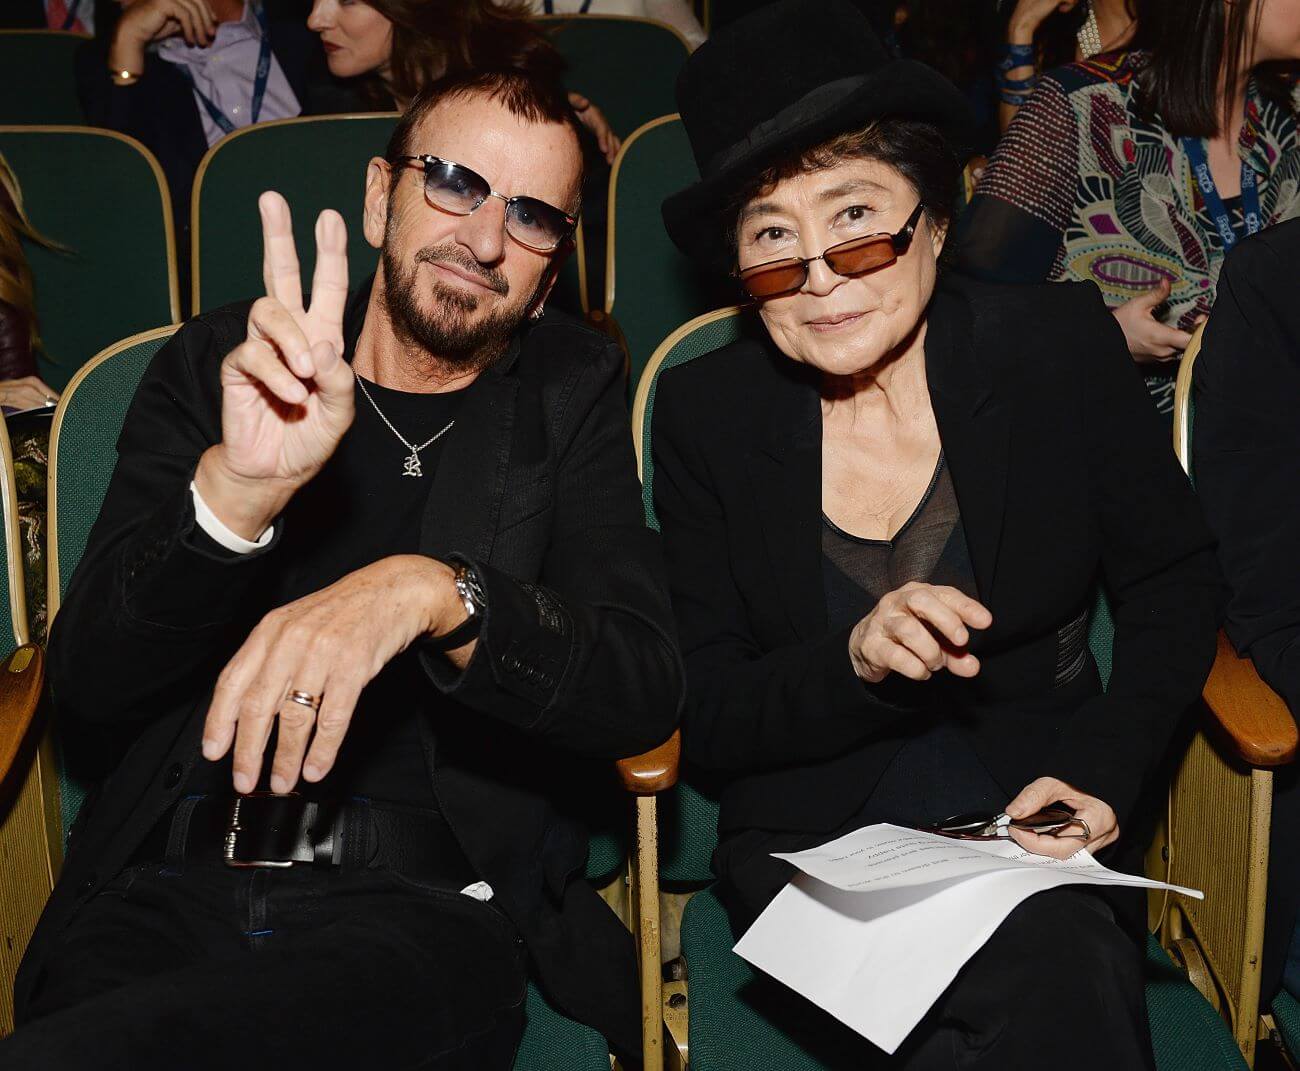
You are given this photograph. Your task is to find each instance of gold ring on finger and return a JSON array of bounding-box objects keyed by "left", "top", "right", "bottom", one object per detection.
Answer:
[{"left": 286, "top": 689, "right": 322, "bottom": 712}]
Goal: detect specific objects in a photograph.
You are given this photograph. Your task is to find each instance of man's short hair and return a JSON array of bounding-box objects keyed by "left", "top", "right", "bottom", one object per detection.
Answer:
[{"left": 385, "top": 68, "right": 587, "bottom": 213}]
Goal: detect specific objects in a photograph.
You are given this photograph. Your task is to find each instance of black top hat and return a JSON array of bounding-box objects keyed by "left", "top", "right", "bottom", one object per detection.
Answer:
[{"left": 662, "top": 0, "right": 975, "bottom": 267}]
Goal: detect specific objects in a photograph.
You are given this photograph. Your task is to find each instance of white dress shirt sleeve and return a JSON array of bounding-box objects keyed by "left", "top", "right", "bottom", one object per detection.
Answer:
[{"left": 190, "top": 481, "right": 274, "bottom": 553}]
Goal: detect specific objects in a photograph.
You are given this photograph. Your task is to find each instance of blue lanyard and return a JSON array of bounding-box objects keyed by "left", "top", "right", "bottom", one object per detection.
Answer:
[
  {"left": 1182, "top": 136, "right": 1262, "bottom": 251},
  {"left": 180, "top": 4, "right": 272, "bottom": 136},
  {"left": 57, "top": 0, "right": 82, "bottom": 31}
]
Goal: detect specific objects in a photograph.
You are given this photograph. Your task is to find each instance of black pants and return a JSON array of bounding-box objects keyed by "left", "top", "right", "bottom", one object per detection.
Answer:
[
  {"left": 0, "top": 859, "right": 527, "bottom": 1070},
  {"left": 719, "top": 830, "right": 1154, "bottom": 1071}
]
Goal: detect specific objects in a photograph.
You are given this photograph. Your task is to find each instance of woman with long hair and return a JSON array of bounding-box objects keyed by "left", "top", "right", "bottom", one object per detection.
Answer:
[
  {"left": 957, "top": 0, "right": 1300, "bottom": 414},
  {"left": 308, "top": 0, "right": 622, "bottom": 161},
  {"left": 0, "top": 155, "right": 63, "bottom": 410}
]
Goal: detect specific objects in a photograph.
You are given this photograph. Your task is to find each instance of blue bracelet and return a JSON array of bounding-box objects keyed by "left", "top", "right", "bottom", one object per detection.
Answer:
[{"left": 997, "top": 41, "right": 1036, "bottom": 72}]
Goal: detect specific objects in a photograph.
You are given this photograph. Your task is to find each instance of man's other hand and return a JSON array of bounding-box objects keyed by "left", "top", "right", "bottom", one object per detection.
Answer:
[{"left": 201, "top": 556, "right": 472, "bottom": 795}]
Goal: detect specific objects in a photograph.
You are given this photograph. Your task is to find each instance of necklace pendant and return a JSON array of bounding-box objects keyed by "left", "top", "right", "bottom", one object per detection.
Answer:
[{"left": 402, "top": 451, "right": 423, "bottom": 478}]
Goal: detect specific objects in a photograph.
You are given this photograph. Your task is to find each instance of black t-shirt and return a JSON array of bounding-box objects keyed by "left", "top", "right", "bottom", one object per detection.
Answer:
[{"left": 184, "top": 374, "right": 467, "bottom": 806}]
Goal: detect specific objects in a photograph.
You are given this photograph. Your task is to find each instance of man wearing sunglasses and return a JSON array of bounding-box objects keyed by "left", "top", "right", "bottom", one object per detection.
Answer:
[{"left": 4, "top": 68, "right": 681, "bottom": 1070}]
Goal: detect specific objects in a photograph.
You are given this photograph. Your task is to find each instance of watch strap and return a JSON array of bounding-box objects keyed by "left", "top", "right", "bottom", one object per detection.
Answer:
[{"left": 426, "top": 613, "right": 482, "bottom": 652}]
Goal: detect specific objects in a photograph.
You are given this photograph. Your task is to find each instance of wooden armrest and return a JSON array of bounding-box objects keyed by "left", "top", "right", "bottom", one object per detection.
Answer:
[
  {"left": 0, "top": 644, "right": 46, "bottom": 785},
  {"left": 1202, "top": 630, "right": 1297, "bottom": 767},
  {"left": 585, "top": 309, "right": 631, "bottom": 381},
  {"left": 616, "top": 729, "right": 680, "bottom": 794}
]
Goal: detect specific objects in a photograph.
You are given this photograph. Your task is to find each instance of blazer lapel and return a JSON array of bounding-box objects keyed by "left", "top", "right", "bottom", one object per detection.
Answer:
[
  {"left": 420, "top": 364, "right": 519, "bottom": 562},
  {"left": 926, "top": 288, "right": 1010, "bottom": 622},
  {"left": 745, "top": 371, "right": 826, "bottom": 641}
]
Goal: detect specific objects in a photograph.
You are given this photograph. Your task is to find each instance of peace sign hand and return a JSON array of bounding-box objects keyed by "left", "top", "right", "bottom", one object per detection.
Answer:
[{"left": 193, "top": 192, "right": 356, "bottom": 541}]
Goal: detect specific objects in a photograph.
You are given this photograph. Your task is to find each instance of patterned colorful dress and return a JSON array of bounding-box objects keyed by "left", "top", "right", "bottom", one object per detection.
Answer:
[{"left": 957, "top": 50, "right": 1300, "bottom": 413}]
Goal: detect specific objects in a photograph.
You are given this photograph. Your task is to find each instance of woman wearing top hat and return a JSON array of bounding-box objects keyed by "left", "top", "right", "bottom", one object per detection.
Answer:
[{"left": 651, "top": 0, "right": 1222, "bottom": 1065}]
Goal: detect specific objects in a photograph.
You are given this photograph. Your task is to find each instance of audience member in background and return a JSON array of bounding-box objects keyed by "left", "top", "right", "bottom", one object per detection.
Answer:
[
  {"left": 0, "top": 0, "right": 96, "bottom": 33},
  {"left": 0, "top": 156, "right": 62, "bottom": 411},
  {"left": 75, "top": 0, "right": 330, "bottom": 272},
  {"left": 524, "top": 0, "right": 705, "bottom": 51},
  {"left": 655, "top": 3, "right": 1219, "bottom": 1066},
  {"left": 308, "top": 0, "right": 622, "bottom": 162},
  {"left": 957, "top": 0, "right": 1300, "bottom": 415},
  {"left": 995, "top": 0, "right": 1137, "bottom": 130},
  {"left": 1192, "top": 217, "right": 1300, "bottom": 1013}
]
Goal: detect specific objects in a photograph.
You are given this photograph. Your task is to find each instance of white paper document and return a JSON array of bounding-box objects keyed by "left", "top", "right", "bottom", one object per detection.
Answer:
[{"left": 732, "top": 823, "right": 1202, "bottom": 1055}]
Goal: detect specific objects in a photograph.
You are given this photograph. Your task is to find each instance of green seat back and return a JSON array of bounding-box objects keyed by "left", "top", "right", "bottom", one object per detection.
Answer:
[
  {"left": 0, "top": 32, "right": 86, "bottom": 124},
  {"left": 193, "top": 116, "right": 398, "bottom": 313},
  {"left": 192, "top": 115, "right": 585, "bottom": 316},
  {"left": 541, "top": 16, "right": 689, "bottom": 141},
  {"left": 48, "top": 326, "right": 617, "bottom": 1067},
  {"left": 50, "top": 326, "right": 176, "bottom": 831},
  {"left": 635, "top": 308, "right": 749, "bottom": 884},
  {"left": 0, "top": 127, "right": 177, "bottom": 390},
  {"left": 607, "top": 115, "right": 726, "bottom": 393}
]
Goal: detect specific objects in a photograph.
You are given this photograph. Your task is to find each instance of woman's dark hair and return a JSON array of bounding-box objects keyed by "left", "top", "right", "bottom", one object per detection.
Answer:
[
  {"left": 1135, "top": 0, "right": 1295, "bottom": 138},
  {"left": 723, "top": 118, "right": 961, "bottom": 268},
  {"left": 361, "top": 0, "right": 565, "bottom": 108}
]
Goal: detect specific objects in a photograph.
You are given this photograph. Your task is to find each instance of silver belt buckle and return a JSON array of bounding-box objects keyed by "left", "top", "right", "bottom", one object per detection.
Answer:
[{"left": 223, "top": 793, "right": 296, "bottom": 868}]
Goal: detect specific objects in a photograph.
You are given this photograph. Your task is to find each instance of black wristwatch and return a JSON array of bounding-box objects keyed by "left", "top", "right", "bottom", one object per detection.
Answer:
[{"left": 427, "top": 563, "right": 486, "bottom": 652}]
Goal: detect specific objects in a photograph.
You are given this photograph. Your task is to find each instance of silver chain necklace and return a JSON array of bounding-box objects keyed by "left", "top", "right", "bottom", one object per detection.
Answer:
[
  {"left": 1077, "top": 1, "right": 1103, "bottom": 58},
  {"left": 355, "top": 377, "right": 455, "bottom": 478}
]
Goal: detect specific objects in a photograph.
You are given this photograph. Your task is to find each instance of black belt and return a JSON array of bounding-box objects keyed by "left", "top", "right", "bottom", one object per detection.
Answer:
[{"left": 132, "top": 793, "right": 479, "bottom": 888}]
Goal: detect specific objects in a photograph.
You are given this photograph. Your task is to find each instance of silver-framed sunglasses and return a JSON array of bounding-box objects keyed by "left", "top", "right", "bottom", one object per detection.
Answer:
[
  {"left": 925, "top": 807, "right": 1091, "bottom": 842},
  {"left": 391, "top": 154, "right": 578, "bottom": 253}
]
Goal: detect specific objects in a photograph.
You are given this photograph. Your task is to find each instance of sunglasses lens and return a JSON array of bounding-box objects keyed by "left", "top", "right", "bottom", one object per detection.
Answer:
[
  {"left": 739, "top": 260, "right": 807, "bottom": 300},
  {"left": 936, "top": 811, "right": 996, "bottom": 834},
  {"left": 824, "top": 235, "right": 897, "bottom": 276},
  {"left": 423, "top": 160, "right": 489, "bottom": 215},
  {"left": 1011, "top": 807, "right": 1075, "bottom": 832},
  {"left": 506, "top": 197, "right": 572, "bottom": 251}
]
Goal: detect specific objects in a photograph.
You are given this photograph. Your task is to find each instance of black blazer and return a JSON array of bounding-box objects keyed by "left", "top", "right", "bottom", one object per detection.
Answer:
[
  {"left": 651, "top": 274, "right": 1220, "bottom": 906},
  {"left": 1194, "top": 219, "right": 1300, "bottom": 714},
  {"left": 17, "top": 289, "right": 682, "bottom": 1059},
  {"left": 1192, "top": 219, "right": 1300, "bottom": 999}
]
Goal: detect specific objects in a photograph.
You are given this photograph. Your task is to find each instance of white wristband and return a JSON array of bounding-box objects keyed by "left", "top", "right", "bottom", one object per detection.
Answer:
[{"left": 190, "top": 481, "right": 273, "bottom": 554}]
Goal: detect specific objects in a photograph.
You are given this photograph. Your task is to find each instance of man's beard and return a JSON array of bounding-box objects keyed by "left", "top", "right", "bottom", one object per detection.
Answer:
[{"left": 380, "top": 236, "right": 545, "bottom": 374}]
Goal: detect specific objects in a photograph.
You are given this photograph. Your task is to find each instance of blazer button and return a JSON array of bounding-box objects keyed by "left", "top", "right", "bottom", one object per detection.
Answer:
[
  {"left": 164, "top": 763, "right": 183, "bottom": 790},
  {"left": 79, "top": 873, "right": 97, "bottom": 897},
  {"left": 503, "top": 654, "right": 521, "bottom": 673}
]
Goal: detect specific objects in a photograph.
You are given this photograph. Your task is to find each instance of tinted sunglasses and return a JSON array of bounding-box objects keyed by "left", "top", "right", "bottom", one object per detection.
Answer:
[
  {"left": 735, "top": 201, "right": 926, "bottom": 301},
  {"left": 925, "top": 807, "right": 1090, "bottom": 842},
  {"left": 391, "top": 154, "right": 577, "bottom": 253}
]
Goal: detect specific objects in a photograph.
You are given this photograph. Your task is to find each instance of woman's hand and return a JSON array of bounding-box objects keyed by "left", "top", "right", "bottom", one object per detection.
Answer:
[
  {"left": 849, "top": 582, "right": 992, "bottom": 684},
  {"left": 1005, "top": 776, "right": 1119, "bottom": 859},
  {"left": 1111, "top": 279, "right": 1195, "bottom": 363},
  {"left": 568, "top": 93, "right": 621, "bottom": 164},
  {"left": 0, "top": 376, "right": 59, "bottom": 410},
  {"left": 1007, "top": 0, "right": 1078, "bottom": 44}
]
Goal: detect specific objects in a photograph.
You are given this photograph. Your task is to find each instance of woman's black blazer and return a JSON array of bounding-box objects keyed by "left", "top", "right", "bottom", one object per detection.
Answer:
[{"left": 651, "top": 273, "right": 1221, "bottom": 850}]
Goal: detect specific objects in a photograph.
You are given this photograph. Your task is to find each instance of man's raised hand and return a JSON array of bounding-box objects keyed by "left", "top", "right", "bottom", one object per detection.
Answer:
[{"left": 193, "top": 192, "right": 355, "bottom": 540}]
